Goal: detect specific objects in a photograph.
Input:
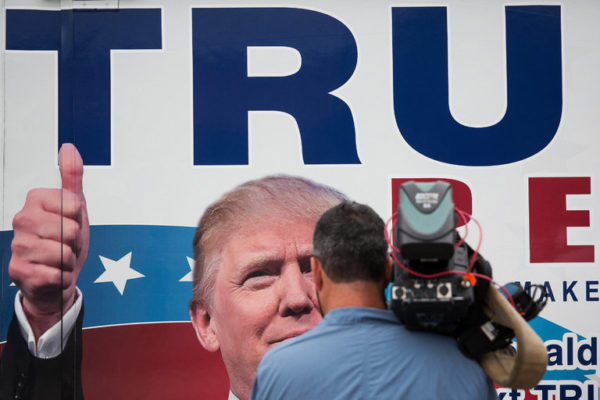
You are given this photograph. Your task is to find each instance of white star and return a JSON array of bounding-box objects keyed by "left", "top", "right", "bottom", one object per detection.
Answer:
[
  {"left": 95, "top": 252, "right": 145, "bottom": 295},
  {"left": 10, "top": 282, "right": 15, "bottom": 287},
  {"left": 179, "top": 256, "right": 194, "bottom": 282}
]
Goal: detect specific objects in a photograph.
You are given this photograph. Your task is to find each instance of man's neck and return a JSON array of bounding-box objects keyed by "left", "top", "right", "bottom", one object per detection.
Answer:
[{"left": 319, "top": 280, "right": 386, "bottom": 315}]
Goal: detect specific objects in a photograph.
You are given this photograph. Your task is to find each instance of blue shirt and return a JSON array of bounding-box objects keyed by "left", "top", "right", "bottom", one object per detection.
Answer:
[{"left": 251, "top": 307, "right": 497, "bottom": 400}]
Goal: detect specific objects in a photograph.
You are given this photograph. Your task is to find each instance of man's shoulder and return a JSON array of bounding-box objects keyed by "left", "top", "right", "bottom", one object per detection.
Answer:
[
  {"left": 260, "top": 308, "right": 401, "bottom": 371},
  {"left": 262, "top": 321, "right": 329, "bottom": 363},
  {"left": 258, "top": 311, "right": 358, "bottom": 374},
  {"left": 254, "top": 308, "right": 496, "bottom": 400}
]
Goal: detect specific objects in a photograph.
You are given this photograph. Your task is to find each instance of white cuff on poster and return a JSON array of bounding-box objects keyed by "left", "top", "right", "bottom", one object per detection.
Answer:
[{"left": 14, "top": 287, "right": 83, "bottom": 359}]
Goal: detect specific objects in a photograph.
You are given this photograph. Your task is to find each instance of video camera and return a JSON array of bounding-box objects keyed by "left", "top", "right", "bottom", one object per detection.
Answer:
[
  {"left": 389, "top": 181, "right": 547, "bottom": 364},
  {"left": 389, "top": 181, "right": 482, "bottom": 335}
]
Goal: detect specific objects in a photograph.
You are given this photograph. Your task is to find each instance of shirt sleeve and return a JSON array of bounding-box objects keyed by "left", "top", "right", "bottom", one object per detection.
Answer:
[{"left": 13, "top": 287, "right": 83, "bottom": 358}]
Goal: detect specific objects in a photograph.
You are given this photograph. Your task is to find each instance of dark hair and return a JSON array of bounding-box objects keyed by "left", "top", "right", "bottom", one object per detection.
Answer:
[{"left": 313, "top": 202, "right": 388, "bottom": 283}]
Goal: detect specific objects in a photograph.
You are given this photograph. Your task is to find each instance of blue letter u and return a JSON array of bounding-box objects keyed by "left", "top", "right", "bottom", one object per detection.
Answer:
[{"left": 392, "top": 6, "right": 562, "bottom": 166}]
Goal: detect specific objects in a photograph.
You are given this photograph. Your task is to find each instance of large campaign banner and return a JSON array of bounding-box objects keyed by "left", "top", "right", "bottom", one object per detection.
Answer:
[{"left": 1, "top": 0, "right": 598, "bottom": 399}]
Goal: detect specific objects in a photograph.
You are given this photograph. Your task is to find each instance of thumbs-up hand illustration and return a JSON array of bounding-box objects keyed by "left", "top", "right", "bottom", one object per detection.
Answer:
[{"left": 9, "top": 144, "right": 89, "bottom": 340}]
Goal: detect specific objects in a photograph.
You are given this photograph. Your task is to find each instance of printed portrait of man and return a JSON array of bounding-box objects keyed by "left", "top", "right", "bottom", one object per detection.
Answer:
[
  {"left": 1, "top": 144, "right": 348, "bottom": 400},
  {"left": 189, "top": 175, "right": 348, "bottom": 399}
]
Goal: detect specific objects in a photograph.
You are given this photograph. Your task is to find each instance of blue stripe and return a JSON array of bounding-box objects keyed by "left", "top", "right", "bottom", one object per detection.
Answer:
[{"left": 1, "top": 225, "right": 196, "bottom": 341}]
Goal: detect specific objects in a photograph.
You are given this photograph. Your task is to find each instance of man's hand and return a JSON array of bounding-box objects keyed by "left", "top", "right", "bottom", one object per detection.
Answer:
[{"left": 9, "top": 144, "right": 89, "bottom": 340}]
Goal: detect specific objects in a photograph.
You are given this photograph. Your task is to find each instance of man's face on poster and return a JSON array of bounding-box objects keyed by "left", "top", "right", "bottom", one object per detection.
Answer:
[{"left": 191, "top": 216, "right": 322, "bottom": 398}]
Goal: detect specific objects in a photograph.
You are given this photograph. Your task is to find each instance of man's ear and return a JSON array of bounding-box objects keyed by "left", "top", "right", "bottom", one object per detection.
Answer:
[
  {"left": 311, "top": 256, "right": 324, "bottom": 291},
  {"left": 189, "top": 301, "right": 220, "bottom": 352},
  {"left": 385, "top": 256, "right": 394, "bottom": 284}
]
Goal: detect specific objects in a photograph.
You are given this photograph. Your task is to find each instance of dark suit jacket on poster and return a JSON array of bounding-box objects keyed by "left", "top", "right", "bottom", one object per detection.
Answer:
[{"left": 0, "top": 307, "right": 84, "bottom": 400}]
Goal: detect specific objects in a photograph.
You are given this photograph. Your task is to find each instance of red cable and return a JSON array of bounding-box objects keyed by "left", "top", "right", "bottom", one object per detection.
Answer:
[
  {"left": 455, "top": 210, "right": 468, "bottom": 248},
  {"left": 384, "top": 212, "right": 400, "bottom": 254},
  {"left": 455, "top": 208, "right": 483, "bottom": 274},
  {"left": 385, "top": 207, "right": 516, "bottom": 308}
]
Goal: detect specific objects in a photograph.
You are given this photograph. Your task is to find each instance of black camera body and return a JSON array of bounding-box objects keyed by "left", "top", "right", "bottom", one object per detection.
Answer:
[
  {"left": 390, "top": 181, "right": 487, "bottom": 335},
  {"left": 390, "top": 244, "right": 477, "bottom": 335},
  {"left": 389, "top": 181, "right": 547, "bottom": 361}
]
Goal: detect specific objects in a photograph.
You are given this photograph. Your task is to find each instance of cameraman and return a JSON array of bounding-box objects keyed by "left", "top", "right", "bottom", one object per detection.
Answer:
[{"left": 250, "top": 202, "right": 496, "bottom": 399}]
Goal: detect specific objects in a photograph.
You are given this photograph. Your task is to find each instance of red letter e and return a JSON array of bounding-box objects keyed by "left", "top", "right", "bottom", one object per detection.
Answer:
[{"left": 529, "top": 177, "right": 594, "bottom": 263}]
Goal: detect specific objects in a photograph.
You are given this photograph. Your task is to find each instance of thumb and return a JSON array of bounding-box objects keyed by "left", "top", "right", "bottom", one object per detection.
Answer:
[{"left": 58, "top": 143, "right": 84, "bottom": 194}]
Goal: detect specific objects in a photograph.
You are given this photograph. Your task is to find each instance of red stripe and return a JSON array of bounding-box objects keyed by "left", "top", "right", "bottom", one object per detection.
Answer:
[{"left": 82, "top": 322, "right": 229, "bottom": 399}]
